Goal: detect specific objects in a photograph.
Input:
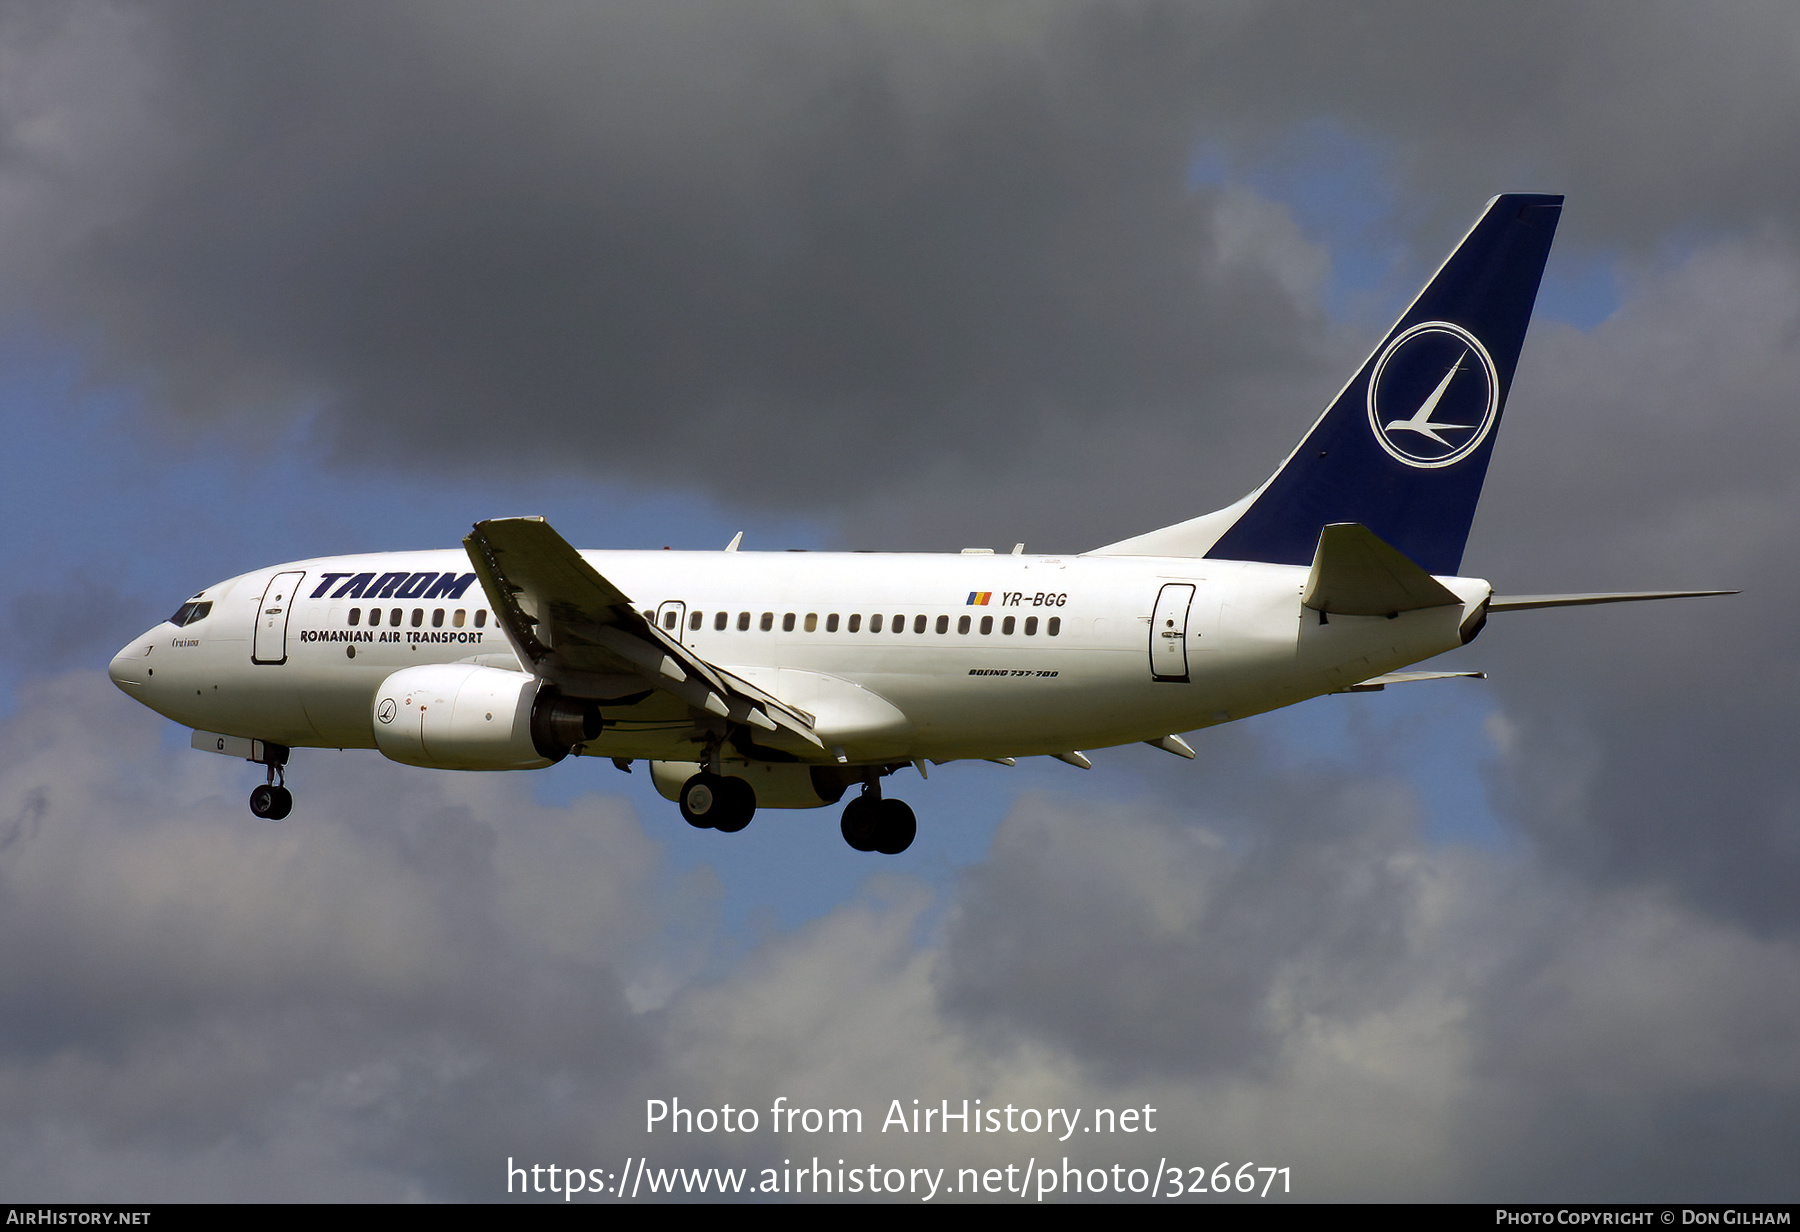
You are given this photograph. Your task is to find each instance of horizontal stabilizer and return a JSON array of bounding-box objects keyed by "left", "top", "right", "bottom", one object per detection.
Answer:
[
  {"left": 1489, "top": 590, "right": 1737, "bottom": 612},
  {"left": 1337, "top": 670, "right": 1487, "bottom": 693},
  {"left": 1303, "top": 523, "right": 1463, "bottom": 616}
]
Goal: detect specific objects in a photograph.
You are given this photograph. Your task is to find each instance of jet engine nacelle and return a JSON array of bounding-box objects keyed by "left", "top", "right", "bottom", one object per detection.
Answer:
[
  {"left": 372, "top": 664, "right": 600, "bottom": 770},
  {"left": 649, "top": 760, "right": 853, "bottom": 809}
]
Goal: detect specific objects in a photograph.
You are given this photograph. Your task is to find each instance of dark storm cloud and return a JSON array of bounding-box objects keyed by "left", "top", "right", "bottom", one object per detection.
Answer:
[
  {"left": 1451, "top": 241, "right": 1800, "bottom": 935},
  {"left": 10, "top": 1, "right": 1798, "bottom": 536},
  {"left": 1, "top": 1, "right": 1330, "bottom": 518},
  {"left": 10, "top": 573, "right": 147, "bottom": 666}
]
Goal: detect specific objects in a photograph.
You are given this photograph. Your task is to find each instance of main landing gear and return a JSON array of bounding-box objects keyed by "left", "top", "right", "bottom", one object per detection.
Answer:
[
  {"left": 679, "top": 771, "right": 757, "bottom": 833},
  {"left": 840, "top": 782, "right": 915, "bottom": 855},
  {"left": 247, "top": 745, "right": 292, "bottom": 820}
]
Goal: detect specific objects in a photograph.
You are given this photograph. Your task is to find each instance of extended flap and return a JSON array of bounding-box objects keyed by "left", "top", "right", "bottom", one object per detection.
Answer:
[{"left": 463, "top": 517, "right": 821, "bottom": 750}]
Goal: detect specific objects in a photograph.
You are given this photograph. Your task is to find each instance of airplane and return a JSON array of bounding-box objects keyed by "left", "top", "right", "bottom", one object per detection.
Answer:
[{"left": 109, "top": 193, "right": 1732, "bottom": 855}]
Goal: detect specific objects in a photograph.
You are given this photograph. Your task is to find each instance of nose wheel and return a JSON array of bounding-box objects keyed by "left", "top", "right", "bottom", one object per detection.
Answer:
[
  {"left": 250, "top": 783, "right": 293, "bottom": 820},
  {"left": 248, "top": 758, "right": 292, "bottom": 821}
]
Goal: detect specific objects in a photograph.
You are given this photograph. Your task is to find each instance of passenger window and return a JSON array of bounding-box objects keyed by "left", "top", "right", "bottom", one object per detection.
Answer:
[
  {"left": 391, "top": 608, "right": 403, "bottom": 626},
  {"left": 453, "top": 609, "right": 465, "bottom": 628},
  {"left": 662, "top": 610, "right": 677, "bottom": 630},
  {"left": 805, "top": 613, "right": 818, "bottom": 632},
  {"left": 411, "top": 609, "right": 424, "bottom": 627},
  {"left": 1025, "top": 616, "right": 1038, "bottom": 635},
  {"left": 1047, "top": 617, "right": 1060, "bottom": 636},
  {"left": 848, "top": 614, "right": 861, "bottom": 632},
  {"left": 432, "top": 609, "right": 444, "bottom": 628},
  {"left": 782, "top": 613, "right": 796, "bottom": 632},
  {"left": 957, "top": 615, "right": 970, "bottom": 634},
  {"left": 914, "top": 614, "right": 927, "bottom": 634},
  {"left": 980, "top": 615, "right": 993, "bottom": 635},
  {"left": 870, "top": 614, "right": 883, "bottom": 633},
  {"left": 643, "top": 609, "right": 654, "bottom": 621},
  {"left": 714, "top": 612, "right": 728, "bottom": 631},
  {"left": 690, "top": 611, "right": 703, "bottom": 631},
  {"left": 1003, "top": 616, "right": 1015, "bottom": 635},
  {"left": 826, "top": 613, "right": 839, "bottom": 632},
  {"left": 760, "top": 612, "right": 774, "bottom": 632},
  {"left": 475, "top": 610, "right": 487, "bottom": 628},
  {"left": 894, "top": 614, "right": 905, "bottom": 634},
  {"left": 738, "top": 612, "right": 750, "bottom": 631},
  {"left": 348, "top": 608, "right": 361, "bottom": 626},
  {"left": 935, "top": 615, "right": 948, "bottom": 634}
]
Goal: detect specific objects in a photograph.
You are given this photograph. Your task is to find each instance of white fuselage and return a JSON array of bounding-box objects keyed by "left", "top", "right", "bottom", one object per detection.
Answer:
[{"left": 110, "top": 547, "right": 1490, "bottom": 766}]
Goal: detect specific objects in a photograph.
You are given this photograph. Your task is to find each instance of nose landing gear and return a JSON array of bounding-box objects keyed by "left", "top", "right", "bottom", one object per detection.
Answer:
[{"left": 247, "top": 747, "right": 292, "bottom": 820}]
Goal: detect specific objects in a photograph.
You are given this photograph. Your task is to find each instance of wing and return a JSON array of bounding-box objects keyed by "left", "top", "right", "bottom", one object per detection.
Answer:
[{"left": 462, "top": 517, "right": 823, "bottom": 755}]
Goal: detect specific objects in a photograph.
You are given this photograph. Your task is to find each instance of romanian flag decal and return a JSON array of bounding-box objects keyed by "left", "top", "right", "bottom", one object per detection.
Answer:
[{"left": 967, "top": 592, "right": 992, "bottom": 606}]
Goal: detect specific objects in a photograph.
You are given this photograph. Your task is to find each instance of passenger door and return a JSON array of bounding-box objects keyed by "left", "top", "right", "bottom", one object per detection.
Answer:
[
  {"left": 252, "top": 571, "right": 306, "bottom": 665},
  {"left": 1149, "top": 583, "right": 1195, "bottom": 682}
]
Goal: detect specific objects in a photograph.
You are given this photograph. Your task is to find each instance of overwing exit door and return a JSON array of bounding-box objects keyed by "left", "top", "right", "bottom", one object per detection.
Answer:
[{"left": 656, "top": 600, "right": 689, "bottom": 645}]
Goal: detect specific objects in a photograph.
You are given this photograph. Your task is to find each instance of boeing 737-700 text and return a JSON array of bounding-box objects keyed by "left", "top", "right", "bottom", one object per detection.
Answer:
[{"left": 110, "top": 194, "right": 1730, "bottom": 854}]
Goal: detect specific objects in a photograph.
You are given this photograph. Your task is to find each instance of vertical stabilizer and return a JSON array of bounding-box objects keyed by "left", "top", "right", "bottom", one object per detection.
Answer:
[{"left": 1093, "top": 193, "right": 1562, "bottom": 575}]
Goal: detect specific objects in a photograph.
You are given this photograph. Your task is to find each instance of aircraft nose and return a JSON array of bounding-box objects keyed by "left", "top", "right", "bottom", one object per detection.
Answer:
[{"left": 109, "top": 635, "right": 154, "bottom": 690}]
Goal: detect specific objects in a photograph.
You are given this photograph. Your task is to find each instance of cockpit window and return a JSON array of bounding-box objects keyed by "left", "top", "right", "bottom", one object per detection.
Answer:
[{"left": 168, "top": 600, "right": 213, "bottom": 627}]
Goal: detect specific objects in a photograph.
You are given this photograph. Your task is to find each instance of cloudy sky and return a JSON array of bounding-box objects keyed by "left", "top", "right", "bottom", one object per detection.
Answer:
[{"left": 2, "top": 0, "right": 1797, "bottom": 1202}]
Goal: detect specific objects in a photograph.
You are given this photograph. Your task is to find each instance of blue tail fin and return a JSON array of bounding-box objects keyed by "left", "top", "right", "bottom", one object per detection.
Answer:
[{"left": 1096, "top": 193, "right": 1562, "bottom": 575}]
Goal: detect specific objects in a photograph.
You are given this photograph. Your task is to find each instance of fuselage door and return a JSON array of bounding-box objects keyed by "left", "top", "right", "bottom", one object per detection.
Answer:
[
  {"left": 252, "top": 571, "right": 306, "bottom": 666},
  {"left": 1149, "top": 583, "right": 1196, "bottom": 683},
  {"left": 655, "top": 600, "right": 688, "bottom": 646}
]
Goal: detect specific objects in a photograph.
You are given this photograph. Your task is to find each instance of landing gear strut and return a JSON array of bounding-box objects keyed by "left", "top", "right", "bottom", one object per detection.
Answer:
[
  {"left": 248, "top": 750, "right": 292, "bottom": 821},
  {"left": 840, "top": 779, "right": 915, "bottom": 855},
  {"left": 679, "top": 772, "right": 756, "bottom": 833}
]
